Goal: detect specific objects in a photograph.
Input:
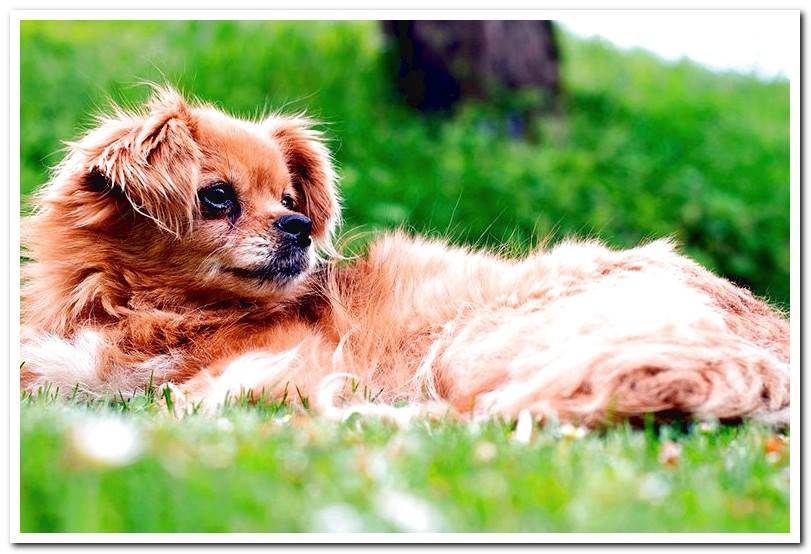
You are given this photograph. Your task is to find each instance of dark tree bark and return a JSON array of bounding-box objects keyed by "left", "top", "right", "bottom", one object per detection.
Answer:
[{"left": 382, "top": 20, "right": 561, "bottom": 113}]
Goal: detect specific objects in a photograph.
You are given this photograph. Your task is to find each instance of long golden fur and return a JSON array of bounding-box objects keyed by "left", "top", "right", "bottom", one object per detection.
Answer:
[{"left": 21, "top": 87, "right": 790, "bottom": 426}]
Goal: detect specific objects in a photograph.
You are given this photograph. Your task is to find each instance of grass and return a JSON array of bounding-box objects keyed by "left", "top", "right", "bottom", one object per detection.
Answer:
[
  {"left": 18, "top": 20, "right": 791, "bottom": 533},
  {"left": 21, "top": 388, "right": 790, "bottom": 533}
]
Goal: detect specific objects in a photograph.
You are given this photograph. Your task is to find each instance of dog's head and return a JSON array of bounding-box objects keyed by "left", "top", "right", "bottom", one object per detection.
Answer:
[{"left": 32, "top": 86, "right": 339, "bottom": 302}]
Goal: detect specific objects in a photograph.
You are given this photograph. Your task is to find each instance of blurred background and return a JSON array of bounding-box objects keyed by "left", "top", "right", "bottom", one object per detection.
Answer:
[{"left": 20, "top": 19, "right": 790, "bottom": 307}]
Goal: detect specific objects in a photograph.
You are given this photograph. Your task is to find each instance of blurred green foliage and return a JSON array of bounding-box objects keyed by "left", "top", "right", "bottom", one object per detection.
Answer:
[{"left": 20, "top": 20, "right": 789, "bottom": 306}]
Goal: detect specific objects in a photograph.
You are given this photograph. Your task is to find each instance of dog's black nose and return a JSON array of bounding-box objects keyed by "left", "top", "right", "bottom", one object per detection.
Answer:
[{"left": 275, "top": 214, "right": 312, "bottom": 247}]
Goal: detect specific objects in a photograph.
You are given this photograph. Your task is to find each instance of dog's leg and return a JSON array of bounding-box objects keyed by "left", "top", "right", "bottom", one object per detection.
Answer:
[
  {"left": 20, "top": 328, "right": 108, "bottom": 396},
  {"left": 166, "top": 331, "right": 343, "bottom": 414},
  {"left": 20, "top": 327, "right": 177, "bottom": 399}
]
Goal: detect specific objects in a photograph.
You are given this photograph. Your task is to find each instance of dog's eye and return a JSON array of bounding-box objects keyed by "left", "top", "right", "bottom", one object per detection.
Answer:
[
  {"left": 199, "top": 183, "right": 238, "bottom": 218},
  {"left": 281, "top": 193, "right": 296, "bottom": 210}
]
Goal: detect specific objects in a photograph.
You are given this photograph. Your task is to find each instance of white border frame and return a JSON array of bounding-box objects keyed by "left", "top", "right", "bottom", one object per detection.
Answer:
[{"left": 8, "top": 9, "right": 801, "bottom": 544}]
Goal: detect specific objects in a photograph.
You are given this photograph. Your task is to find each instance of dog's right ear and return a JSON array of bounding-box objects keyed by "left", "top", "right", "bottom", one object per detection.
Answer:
[
  {"left": 265, "top": 115, "right": 340, "bottom": 247},
  {"left": 48, "top": 86, "right": 201, "bottom": 237}
]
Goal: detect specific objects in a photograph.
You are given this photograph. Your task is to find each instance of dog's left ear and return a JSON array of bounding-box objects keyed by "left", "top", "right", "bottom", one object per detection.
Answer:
[
  {"left": 265, "top": 116, "right": 340, "bottom": 243},
  {"left": 65, "top": 86, "right": 201, "bottom": 236}
]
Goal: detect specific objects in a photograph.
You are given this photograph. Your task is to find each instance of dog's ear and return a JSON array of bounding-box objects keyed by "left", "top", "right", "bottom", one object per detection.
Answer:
[
  {"left": 59, "top": 86, "right": 201, "bottom": 236},
  {"left": 265, "top": 116, "right": 340, "bottom": 244}
]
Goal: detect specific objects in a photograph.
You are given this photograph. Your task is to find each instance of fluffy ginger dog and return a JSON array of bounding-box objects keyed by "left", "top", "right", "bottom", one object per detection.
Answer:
[{"left": 21, "top": 87, "right": 790, "bottom": 426}]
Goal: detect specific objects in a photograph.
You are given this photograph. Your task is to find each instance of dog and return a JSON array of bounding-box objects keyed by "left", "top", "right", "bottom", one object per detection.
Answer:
[{"left": 20, "top": 86, "right": 790, "bottom": 426}]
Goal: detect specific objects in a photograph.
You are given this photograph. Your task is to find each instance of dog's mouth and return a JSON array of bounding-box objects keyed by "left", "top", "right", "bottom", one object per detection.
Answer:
[
  {"left": 224, "top": 263, "right": 305, "bottom": 283},
  {"left": 223, "top": 248, "right": 310, "bottom": 285}
]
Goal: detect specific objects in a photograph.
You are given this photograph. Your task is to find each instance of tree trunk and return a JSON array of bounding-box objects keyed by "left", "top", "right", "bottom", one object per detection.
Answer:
[{"left": 382, "top": 20, "right": 561, "bottom": 113}]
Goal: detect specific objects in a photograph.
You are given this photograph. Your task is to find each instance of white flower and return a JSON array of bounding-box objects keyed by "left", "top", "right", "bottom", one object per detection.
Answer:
[
  {"left": 310, "top": 504, "right": 365, "bottom": 533},
  {"left": 377, "top": 490, "right": 443, "bottom": 532},
  {"left": 70, "top": 416, "right": 143, "bottom": 467},
  {"left": 638, "top": 472, "right": 672, "bottom": 501},
  {"left": 368, "top": 451, "right": 390, "bottom": 482},
  {"left": 658, "top": 441, "right": 682, "bottom": 467},
  {"left": 697, "top": 420, "right": 719, "bottom": 433},
  {"left": 512, "top": 409, "right": 534, "bottom": 444},
  {"left": 559, "top": 423, "right": 588, "bottom": 440},
  {"left": 272, "top": 413, "right": 292, "bottom": 425},
  {"left": 215, "top": 418, "right": 234, "bottom": 433},
  {"left": 474, "top": 441, "right": 497, "bottom": 463}
]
